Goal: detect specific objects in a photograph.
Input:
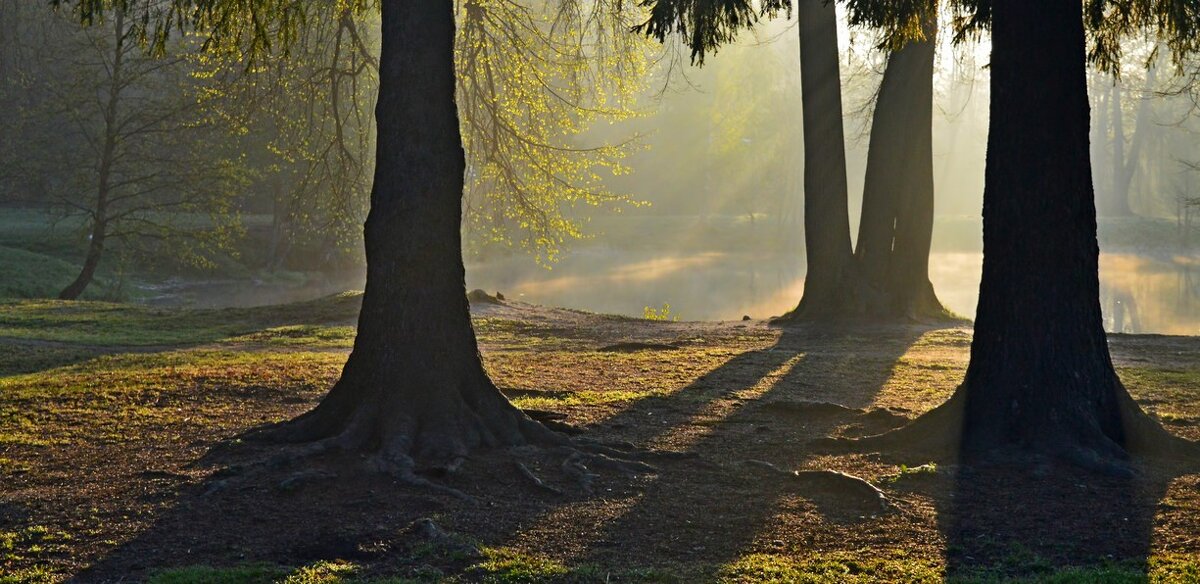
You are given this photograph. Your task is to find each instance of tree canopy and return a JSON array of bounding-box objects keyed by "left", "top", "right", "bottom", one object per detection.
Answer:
[
  {"left": 637, "top": 0, "right": 1200, "bottom": 71},
  {"left": 56, "top": 0, "right": 656, "bottom": 263}
]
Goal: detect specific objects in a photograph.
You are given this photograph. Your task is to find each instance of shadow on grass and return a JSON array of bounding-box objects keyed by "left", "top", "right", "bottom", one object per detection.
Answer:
[
  {"left": 66, "top": 323, "right": 932, "bottom": 582},
  {"left": 0, "top": 294, "right": 362, "bottom": 379},
  {"left": 936, "top": 441, "right": 1192, "bottom": 580},
  {"left": 493, "top": 323, "right": 932, "bottom": 577}
]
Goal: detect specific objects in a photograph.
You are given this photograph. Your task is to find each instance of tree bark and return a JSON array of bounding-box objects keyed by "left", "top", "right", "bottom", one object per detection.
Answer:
[
  {"left": 878, "top": 0, "right": 1185, "bottom": 467},
  {"left": 60, "top": 8, "right": 124, "bottom": 301},
  {"left": 267, "top": 1, "right": 557, "bottom": 469},
  {"left": 854, "top": 16, "right": 946, "bottom": 319},
  {"left": 778, "top": 0, "right": 855, "bottom": 320}
]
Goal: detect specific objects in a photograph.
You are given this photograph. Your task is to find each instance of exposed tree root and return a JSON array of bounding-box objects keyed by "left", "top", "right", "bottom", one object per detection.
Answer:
[
  {"left": 811, "top": 382, "right": 1200, "bottom": 476},
  {"left": 811, "top": 390, "right": 965, "bottom": 459},
  {"left": 742, "top": 460, "right": 889, "bottom": 512},
  {"left": 562, "top": 452, "right": 598, "bottom": 493},
  {"left": 761, "top": 400, "right": 909, "bottom": 431},
  {"left": 515, "top": 461, "right": 563, "bottom": 495},
  {"left": 769, "top": 275, "right": 960, "bottom": 326},
  {"left": 237, "top": 395, "right": 661, "bottom": 501},
  {"left": 466, "top": 289, "right": 504, "bottom": 305},
  {"left": 521, "top": 409, "right": 585, "bottom": 435}
]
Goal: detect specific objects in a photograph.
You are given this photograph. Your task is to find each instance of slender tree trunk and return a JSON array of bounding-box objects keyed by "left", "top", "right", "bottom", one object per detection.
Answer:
[
  {"left": 1113, "top": 64, "right": 1156, "bottom": 215},
  {"left": 883, "top": 0, "right": 1183, "bottom": 467},
  {"left": 60, "top": 9, "right": 124, "bottom": 301},
  {"left": 1101, "top": 78, "right": 1135, "bottom": 216},
  {"left": 267, "top": 176, "right": 291, "bottom": 272},
  {"left": 778, "top": 0, "right": 854, "bottom": 320},
  {"left": 1090, "top": 75, "right": 1111, "bottom": 202},
  {"left": 854, "top": 15, "right": 946, "bottom": 319},
  {"left": 268, "top": 1, "right": 557, "bottom": 469}
]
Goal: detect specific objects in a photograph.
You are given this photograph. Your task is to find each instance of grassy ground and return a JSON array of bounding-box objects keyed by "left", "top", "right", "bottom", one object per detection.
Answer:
[{"left": 2, "top": 296, "right": 1200, "bottom": 583}]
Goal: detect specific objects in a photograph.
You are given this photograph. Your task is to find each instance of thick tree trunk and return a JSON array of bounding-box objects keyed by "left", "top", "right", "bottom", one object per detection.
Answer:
[
  {"left": 778, "top": 0, "right": 855, "bottom": 321},
  {"left": 854, "top": 17, "right": 947, "bottom": 319},
  {"left": 878, "top": 0, "right": 1185, "bottom": 467},
  {"left": 268, "top": 1, "right": 557, "bottom": 469}
]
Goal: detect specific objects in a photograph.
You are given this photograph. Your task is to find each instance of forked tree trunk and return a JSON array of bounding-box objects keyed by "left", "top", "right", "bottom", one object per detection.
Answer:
[
  {"left": 779, "top": 0, "right": 854, "bottom": 320},
  {"left": 886, "top": 0, "right": 1183, "bottom": 467},
  {"left": 270, "top": 1, "right": 556, "bottom": 469},
  {"left": 854, "top": 15, "right": 946, "bottom": 319}
]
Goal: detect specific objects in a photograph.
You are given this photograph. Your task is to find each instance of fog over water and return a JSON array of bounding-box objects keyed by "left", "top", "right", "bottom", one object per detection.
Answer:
[{"left": 463, "top": 249, "right": 1200, "bottom": 335}]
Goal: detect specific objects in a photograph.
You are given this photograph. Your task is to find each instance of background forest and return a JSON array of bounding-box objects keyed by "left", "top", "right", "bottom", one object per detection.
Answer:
[{"left": 3, "top": 1, "right": 1199, "bottom": 334}]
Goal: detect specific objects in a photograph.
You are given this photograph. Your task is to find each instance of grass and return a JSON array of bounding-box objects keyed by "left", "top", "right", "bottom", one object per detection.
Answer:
[
  {"left": 78, "top": 553, "right": 1200, "bottom": 584},
  {"left": 2, "top": 300, "right": 1199, "bottom": 583},
  {"left": 0, "top": 246, "right": 105, "bottom": 300},
  {"left": 0, "top": 293, "right": 362, "bottom": 346},
  {"left": 147, "top": 561, "right": 411, "bottom": 584},
  {"left": 0, "top": 348, "right": 344, "bottom": 449}
]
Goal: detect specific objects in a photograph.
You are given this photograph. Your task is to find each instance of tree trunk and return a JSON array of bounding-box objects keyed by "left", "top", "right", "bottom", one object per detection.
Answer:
[
  {"left": 854, "top": 16, "right": 946, "bottom": 319},
  {"left": 268, "top": 1, "right": 557, "bottom": 469},
  {"left": 60, "top": 8, "right": 124, "bottom": 301},
  {"left": 887, "top": 0, "right": 1183, "bottom": 467},
  {"left": 1101, "top": 78, "right": 1135, "bottom": 216},
  {"left": 1090, "top": 75, "right": 1111, "bottom": 204},
  {"left": 778, "top": 0, "right": 854, "bottom": 321},
  {"left": 59, "top": 219, "right": 106, "bottom": 300},
  {"left": 1112, "top": 64, "right": 1156, "bottom": 215}
]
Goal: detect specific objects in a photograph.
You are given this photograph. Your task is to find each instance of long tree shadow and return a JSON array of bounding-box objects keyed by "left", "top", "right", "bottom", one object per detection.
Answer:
[
  {"left": 68, "top": 322, "right": 934, "bottom": 582},
  {"left": 500, "top": 322, "right": 935, "bottom": 575},
  {"left": 936, "top": 459, "right": 1183, "bottom": 579}
]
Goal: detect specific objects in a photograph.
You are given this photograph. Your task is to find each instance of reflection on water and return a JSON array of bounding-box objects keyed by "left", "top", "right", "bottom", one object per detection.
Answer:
[
  {"left": 466, "top": 250, "right": 1200, "bottom": 335},
  {"left": 141, "top": 250, "right": 1200, "bottom": 336}
]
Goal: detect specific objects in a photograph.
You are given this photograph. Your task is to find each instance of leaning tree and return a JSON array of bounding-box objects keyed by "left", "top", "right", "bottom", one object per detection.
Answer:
[{"left": 641, "top": 0, "right": 1199, "bottom": 470}]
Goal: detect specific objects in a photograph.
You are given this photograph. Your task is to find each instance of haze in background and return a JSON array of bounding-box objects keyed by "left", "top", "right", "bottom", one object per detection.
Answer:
[{"left": 457, "top": 12, "right": 1200, "bottom": 335}]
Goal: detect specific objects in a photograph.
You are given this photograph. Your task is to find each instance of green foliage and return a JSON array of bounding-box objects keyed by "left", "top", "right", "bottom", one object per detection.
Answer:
[
  {"left": 47, "top": 0, "right": 656, "bottom": 265},
  {"left": 643, "top": 302, "right": 678, "bottom": 321},
  {"left": 636, "top": 0, "right": 792, "bottom": 64},
  {"left": 0, "top": 3, "right": 249, "bottom": 295},
  {"left": 456, "top": 0, "right": 653, "bottom": 263}
]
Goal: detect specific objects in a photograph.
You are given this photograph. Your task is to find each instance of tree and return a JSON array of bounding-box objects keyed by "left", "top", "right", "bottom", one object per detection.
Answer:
[
  {"left": 458, "top": 0, "right": 651, "bottom": 263},
  {"left": 53, "top": 0, "right": 655, "bottom": 485},
  {"left": 641, "top": 0, "right": 948, "bottom": 321},
  {"left": 191, "top": 0, "right": 650, "bottom": 272},
  {"left": 1, "top": 2, "right": 244, "bottom": 299},
  {"left": 1091, "top": 53, "right": 1158, "bottom": 217},
  {"left": 260, "top": 0, "right": 565, "bottom": 475},
  {"left": 852, "top": 13, "right": 945, "bottom": 318},
  {"left": 641, "top": 0, "right": 1198, "bottom": 468},
  {"left": 788, "top": 0, "right": 856, "bottom": 318}
]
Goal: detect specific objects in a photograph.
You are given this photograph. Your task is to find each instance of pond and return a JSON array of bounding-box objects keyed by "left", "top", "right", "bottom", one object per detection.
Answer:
[
  {"left": 140, "top": 250, "right": 1200, "bottom": 336},
  {"left": 465, "top": 250, "right": 1200, "bottom": 336}
]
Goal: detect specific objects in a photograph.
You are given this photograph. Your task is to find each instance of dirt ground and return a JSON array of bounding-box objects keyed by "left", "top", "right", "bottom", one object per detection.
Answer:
[{"left": 2, "top": 297, "right": 1200, "bottom": 582}]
